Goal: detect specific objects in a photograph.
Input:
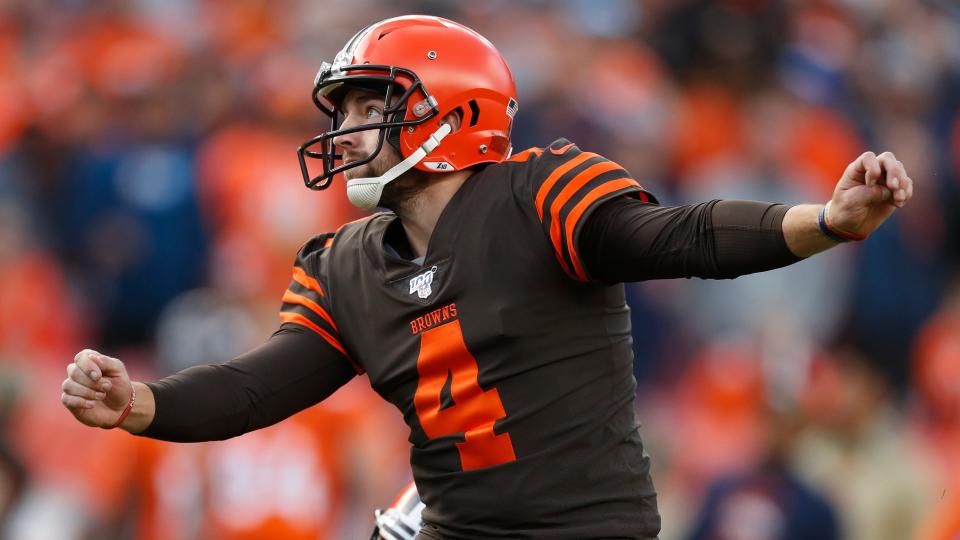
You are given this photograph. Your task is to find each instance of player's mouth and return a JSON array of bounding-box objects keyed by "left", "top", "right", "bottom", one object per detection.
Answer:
[{"left": 342, "top": 153, "right": 363, "bottom": 165}]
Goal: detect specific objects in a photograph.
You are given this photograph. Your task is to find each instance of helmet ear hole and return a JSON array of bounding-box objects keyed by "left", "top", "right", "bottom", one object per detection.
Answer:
[{"left": 445, "top": 106, "right": 464, "bottom": 134}]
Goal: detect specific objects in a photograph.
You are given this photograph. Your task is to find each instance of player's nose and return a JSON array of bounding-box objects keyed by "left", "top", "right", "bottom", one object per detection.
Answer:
[{"left": 333, "top": 114, "right": 363, "bottom": 150}]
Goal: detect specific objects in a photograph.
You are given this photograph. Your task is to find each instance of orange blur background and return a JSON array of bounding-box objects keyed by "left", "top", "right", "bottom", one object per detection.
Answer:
[{"left": 1, "top": 1, "right": 959, "bottom": 539}]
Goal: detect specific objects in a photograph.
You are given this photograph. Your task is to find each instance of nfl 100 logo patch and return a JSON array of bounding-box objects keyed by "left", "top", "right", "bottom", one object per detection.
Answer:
[
  {"left": 409, "top": 266, "right": 439, "bottom": 300},
  {"left": 387, "top": 260, "right": 448, "bottom": 304}
]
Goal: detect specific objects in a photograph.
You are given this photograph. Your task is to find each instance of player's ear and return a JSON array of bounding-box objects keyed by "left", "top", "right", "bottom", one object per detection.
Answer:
[{"left": 440, "top": 108, "right": 462, "bottom": 133}]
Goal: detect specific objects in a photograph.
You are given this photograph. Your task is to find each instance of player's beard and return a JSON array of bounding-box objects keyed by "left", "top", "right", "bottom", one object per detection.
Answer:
[
  {"left": 343, "top": 143, "right": 429, "bottom": 212},
  {"left": 379, "top": 169, "right": 430, "bottom": 212}
]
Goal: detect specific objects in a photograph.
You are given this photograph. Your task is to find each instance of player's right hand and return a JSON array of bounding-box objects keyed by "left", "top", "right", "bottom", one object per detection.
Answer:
[{"left": 62, "top": 349, "right": 133, "bottom": 428}]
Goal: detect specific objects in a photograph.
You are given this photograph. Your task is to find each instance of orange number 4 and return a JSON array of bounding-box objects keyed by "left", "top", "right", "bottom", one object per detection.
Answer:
[{"left": 413, "top": 320, "right": 516, "bottom": 471}]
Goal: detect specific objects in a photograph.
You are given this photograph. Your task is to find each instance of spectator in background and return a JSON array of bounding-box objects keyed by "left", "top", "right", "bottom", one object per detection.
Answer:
[
  {"left": 0, "top": 201, "right": 85, "bottom": 361},
  {"left": 791, "top": 349, "right": 933, "bottom": 540},
  {"left": 686, "top": 410, "right": 839, "bottom": 540},
  {"left": 56, "top": 82, "right": 208, "bottom": 351},
  {"left": 0, "top": 363, "right": 26, "bottom": 536},
  {"left": 910, "top": 287, "right": 960, "bottom": 540}
]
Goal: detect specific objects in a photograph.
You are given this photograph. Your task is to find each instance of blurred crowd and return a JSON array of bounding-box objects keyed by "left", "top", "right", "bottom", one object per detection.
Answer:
[{"left": 0, "top": 0, "right": 958, "bottom": 538}]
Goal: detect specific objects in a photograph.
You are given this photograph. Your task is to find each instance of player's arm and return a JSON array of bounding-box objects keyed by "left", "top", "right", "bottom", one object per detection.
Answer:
[
  {"left": 62, "top": 233, "right": 357, "bottom": 440},
  {"left": 581, "top": 151, "right": 913, "bottom": 281},
  {"left": 581, "top": 198, "right": 796, "bottom": 281},
  {"left": 62, "top": 325, "right": 356, "bottom": 441}
]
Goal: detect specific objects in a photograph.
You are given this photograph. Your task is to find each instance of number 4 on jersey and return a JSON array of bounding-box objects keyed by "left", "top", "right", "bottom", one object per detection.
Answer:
[{"left": 413, "top": 320, "right": 516, "bottom": 470}]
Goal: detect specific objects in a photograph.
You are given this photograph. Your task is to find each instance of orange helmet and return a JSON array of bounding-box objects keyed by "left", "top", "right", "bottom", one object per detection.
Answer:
[{"left": 297, "top": 15, "right": 518, "bottom": 208}]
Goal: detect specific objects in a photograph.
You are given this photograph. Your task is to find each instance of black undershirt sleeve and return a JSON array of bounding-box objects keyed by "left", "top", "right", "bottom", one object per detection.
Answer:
[
  {"left": 580, "top": 196, "right": 801, "bottom": 283},
  {"left": 139, "top": 324, "right": 356, "bottom": 442}
]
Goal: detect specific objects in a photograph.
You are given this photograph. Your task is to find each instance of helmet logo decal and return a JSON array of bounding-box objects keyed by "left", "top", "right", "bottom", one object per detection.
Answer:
[
  {"left": 409, "top": 266, "right": 439, "bottom": 299},
  {"left": 506, "top": 98, "right": 519, "bottom": 118},
  {"left": 423, "top": 161, "right": 453, "bottom": 171}
]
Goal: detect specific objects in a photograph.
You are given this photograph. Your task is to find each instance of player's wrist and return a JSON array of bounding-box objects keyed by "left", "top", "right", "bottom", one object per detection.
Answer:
[
  {"left": 119, "top": 382, "right": 155, "bottom": 433},
  {"left": 818, "top": 201, "right": 867, "bottom": 243},
  {"left": 106, "top": 382, "right": 136, "bottom": 429}
]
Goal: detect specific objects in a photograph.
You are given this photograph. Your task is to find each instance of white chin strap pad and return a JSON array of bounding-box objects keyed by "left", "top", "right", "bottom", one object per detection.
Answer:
[{"left": 346, "top": 123, "right": 453, "bottom": 210}]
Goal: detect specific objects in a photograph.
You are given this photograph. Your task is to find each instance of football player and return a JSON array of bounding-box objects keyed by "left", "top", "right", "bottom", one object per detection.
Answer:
[{"left": 62, "top": 15, "right": 913, "bottom": 539}]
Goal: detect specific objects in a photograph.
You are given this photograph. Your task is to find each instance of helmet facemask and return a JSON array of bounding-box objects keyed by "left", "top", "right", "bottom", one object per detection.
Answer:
[{"left": 297, "top": 63, "right": 440, "bottom": 192}]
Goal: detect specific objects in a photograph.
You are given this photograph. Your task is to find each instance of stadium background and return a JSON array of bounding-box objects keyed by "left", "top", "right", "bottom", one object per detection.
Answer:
[{"left": 1, "top": 0, "right": 958, "bottom": 538}]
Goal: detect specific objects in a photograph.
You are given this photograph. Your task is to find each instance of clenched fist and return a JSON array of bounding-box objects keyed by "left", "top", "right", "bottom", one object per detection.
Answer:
[
  {"left": 825, "top": 151, "right": 914, "bottom": 238},
  {"left": 62, "top": 349, "right": 134, "bottom": 429}
]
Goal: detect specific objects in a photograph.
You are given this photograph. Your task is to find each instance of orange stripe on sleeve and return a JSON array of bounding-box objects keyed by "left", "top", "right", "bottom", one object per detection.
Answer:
[
  {"left": 279, "top": 312, "right": 363, "bottom": 373},
  {"left": 279, "top": 312, "right": 345, "bottom": 354},
  {"left": 564, "top": 178, "right": 641, "bottom": 280},
  {"left": 546, "top": 161, "right": 624, "bottom": 268},
  {"left": 292, "top": 266, "right": 324, "bottom": 296},
  {"left": 534, "top": 152, "right": 599, "bottom": 220},
  {"left": 282, "top": 289, "right": 339, "bottom": 332}
]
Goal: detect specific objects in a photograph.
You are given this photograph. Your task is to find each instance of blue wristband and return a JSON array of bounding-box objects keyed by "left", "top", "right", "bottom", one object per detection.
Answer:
[
  {"left": 819, "top": 202, "right": 867, "bottom": 242},
  {"left": 818, "top": 204, "right": 850, "bottom": 243}
]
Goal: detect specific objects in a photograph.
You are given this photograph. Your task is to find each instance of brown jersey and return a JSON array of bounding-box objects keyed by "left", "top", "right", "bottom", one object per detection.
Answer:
[{"left": 279, "top": 139, "right": 660, "bottom": 538}]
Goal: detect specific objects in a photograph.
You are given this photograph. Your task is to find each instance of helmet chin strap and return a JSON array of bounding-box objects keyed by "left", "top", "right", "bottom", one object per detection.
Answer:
[{"left": 346, "top": 123, "right": 453, "bottom": 210}]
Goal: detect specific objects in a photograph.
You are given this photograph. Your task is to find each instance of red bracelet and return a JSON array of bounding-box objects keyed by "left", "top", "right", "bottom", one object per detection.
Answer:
[
  {"left": 820, "top": 201, "right": 868, "bottom": 242},
  {"left": 109, "top": 384, "right": 136, "bottom": 429}
]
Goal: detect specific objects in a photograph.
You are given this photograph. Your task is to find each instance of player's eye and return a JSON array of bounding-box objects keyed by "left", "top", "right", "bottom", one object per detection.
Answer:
[{"left": 365, "top": 106, "right": 382, "bottom": 119}]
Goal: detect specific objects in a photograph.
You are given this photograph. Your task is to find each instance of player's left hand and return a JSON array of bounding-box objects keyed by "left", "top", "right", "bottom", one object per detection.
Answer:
[{"left": 826, "top": 151, "right": 913, "bottom": 238}]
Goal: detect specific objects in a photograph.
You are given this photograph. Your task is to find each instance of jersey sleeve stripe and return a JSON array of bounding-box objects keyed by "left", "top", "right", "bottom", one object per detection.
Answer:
[
  {"left": 534, "top": 151, "right": 599, "bottom": 220},
  {"left": 564, "top": 178, "right": 641, "bottom": 281},
  {"left": 279, "top": 312, "right": 363, "bottom": 373},
  {"left": 282, "top": 289, "right": 339, "bottom": 332},
  {"left": 279, "top": 311, "right": 345, "bottom": 354},
  {"left": 546, "top": 160, "right": 625, "bottom": 271},
  {"left": 292, "top": 266, "right": 325, "bottom": 296}
]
